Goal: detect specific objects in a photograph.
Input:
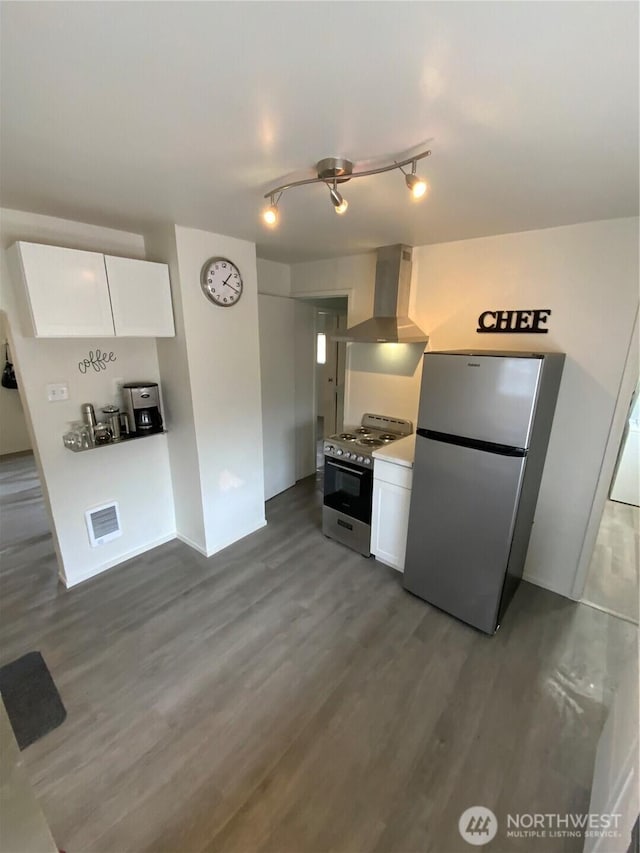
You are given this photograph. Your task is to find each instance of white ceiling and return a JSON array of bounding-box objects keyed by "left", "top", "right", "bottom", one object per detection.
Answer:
[{"left": 1, "top": 2, "right": 637, "bottom": 263}]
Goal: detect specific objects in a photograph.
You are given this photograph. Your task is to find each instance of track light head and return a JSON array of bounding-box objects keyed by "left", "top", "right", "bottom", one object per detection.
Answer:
[
  {"left": 262, "top": 196, "right": 280, "bottom": 227},
  {"left": 405, "top": 172, "right": 428, "bottom": 199},
  {"left": 329, "top": 184, "right": 349, "bottom": 215}
]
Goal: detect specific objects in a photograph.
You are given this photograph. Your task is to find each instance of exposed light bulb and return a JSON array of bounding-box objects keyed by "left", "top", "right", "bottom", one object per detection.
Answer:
[
  {"left": 262, "top": 204, "right": 279, "bottom": 227},
  {"left": 329, "top": 185, "right": 349, "bottom": 215},
  {"left": 406, "top": 173, "right": 428, "bottom": 199}
]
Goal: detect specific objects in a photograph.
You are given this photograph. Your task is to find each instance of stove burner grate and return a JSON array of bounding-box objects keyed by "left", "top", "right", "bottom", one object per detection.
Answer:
[
  {"left": 379, "top": 433, "right": 398, "bottom": 441},
  {"left": 354, "top": 427, "right": 372, "bottom": 435},
  {"left": 358, "top": 438, "right": 383, "bottom": 448},
  {"left": 338, "top": 433, "right": 357, "bottom": 441}
]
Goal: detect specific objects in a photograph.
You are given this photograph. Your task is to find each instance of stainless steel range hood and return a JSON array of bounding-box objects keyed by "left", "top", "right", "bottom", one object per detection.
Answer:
[{"left": 333, "top": 245, "right": 428, "bottom": 344}]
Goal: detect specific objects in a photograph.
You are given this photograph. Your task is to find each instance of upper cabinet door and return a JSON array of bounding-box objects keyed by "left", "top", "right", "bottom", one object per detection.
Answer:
[
  {"left": 12, "top": 242, "right": 115, "bottom": 337},
  {"left": 105, "top": 256, "right": 175, "bottom": 337}
]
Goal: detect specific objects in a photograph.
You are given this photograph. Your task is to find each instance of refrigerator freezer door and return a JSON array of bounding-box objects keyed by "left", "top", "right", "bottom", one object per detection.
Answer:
[
  {"left": 417, "top": 353, "right": 543, "bottom": 449},
  {"left": 403, "top": 434, "right": 526, "bottom": 633}
]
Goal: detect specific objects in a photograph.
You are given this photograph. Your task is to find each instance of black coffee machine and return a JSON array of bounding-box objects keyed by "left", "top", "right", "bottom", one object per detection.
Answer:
[{"left": 122, "top": 382, "right": 164, "bottom": 435}]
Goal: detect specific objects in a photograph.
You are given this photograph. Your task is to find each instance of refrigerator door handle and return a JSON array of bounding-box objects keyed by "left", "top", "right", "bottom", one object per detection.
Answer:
[{"left": 416, "top": 428, "right": 527, "bottom": 458}]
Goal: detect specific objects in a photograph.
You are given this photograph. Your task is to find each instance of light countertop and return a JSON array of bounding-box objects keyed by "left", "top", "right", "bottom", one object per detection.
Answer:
[{"left": 372, "top": 434, "right": 416, "bottom": 468}]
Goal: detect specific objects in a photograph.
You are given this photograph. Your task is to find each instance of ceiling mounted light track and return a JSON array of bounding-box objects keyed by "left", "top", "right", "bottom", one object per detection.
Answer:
[{"left": 261, "top": 145, "right": 431, "bottom": 227}]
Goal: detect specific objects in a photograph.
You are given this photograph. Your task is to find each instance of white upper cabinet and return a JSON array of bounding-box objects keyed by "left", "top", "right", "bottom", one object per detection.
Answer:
[
  {"left": 10, "top": 242, "right": 115, "bottom": 337},
  {"left": 8, "top": 242, "right": 175, "bottom": 339},
  {"left": 105, "top": 255, "right": 175, "bottom": 337}
]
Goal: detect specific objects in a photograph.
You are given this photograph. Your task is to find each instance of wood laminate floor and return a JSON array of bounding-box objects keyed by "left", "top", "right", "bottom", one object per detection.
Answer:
[
  {"left": 583, "top": 499, "right": 639, "bottom": 623},
  {"left": 0, "top": 455, "right": 637, "bottom": 853}
]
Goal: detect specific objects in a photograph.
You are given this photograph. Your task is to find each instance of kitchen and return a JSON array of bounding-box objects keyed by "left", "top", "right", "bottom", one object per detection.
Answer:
[{"left": 0, "top": 2, "right": 638, "bottom": 852}]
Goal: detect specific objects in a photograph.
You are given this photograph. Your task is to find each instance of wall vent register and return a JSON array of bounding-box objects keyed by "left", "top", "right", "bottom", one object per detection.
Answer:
[{"left": 85, "top": 502, "right": 122, "bottom": 547}]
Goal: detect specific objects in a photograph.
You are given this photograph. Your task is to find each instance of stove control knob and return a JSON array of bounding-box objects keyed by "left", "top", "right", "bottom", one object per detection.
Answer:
[
  {"left": 357, "top": 455, "right": 364, "bottom": 463},
  {"left": 336, "top": 449, "right": 343, "bottom": 456},
  {"left": 326, "top": 444, "right": 334, "bottom": 453},
  {"left": 364, "top": 457, "right": 372, "bottom": 465},
  {"left": 344, "top": 451, "right": 351, "bottom": 459}
]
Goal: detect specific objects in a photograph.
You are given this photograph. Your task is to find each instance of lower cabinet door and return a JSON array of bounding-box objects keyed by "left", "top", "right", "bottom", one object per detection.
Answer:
[{"left": 371, "top": 478, "right": 412, "bottom": 571}]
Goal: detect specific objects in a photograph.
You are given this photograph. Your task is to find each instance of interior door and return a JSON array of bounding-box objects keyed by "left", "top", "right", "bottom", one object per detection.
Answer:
[
  {"left": 322, "top": 313, "right": 339, "bottom": 436},
  {"left": 294, "top": 301, "right": 316, "bottom": 480},
  {"left": 318, "top": 311, "right": 347, "bottom": 436}
]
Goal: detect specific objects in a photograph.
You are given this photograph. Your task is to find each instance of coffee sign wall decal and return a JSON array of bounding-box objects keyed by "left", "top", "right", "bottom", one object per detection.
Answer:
[
  {"left": 477, "top": 309, "right": 552, "bottom": 334},
  {"left": 78, "top": 348, "right": 117, "bottom": 374}
]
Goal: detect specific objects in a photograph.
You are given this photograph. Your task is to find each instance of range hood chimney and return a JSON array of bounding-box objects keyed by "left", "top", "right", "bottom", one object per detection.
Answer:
[{"left": 333, "top": 245, "right": 428, "bottom": 344}]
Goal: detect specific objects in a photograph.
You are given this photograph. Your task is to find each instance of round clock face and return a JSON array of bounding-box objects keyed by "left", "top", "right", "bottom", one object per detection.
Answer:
[{"left": 201, "top": 257, "right": 243, "bottom": 307}]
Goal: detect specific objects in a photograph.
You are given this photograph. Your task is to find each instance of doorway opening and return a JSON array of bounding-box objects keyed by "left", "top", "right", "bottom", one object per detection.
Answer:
[
  {"left": 297, "top": 296, "right": 348, "bottom": 473},
  {"left": 582, "top": 380, "right": 639, "bottom": 623},
  {"left": 314, "top": 300, "right": 348, "bottom": 469},
  {"left": 0, "top": 312, "right": 54, "bottom": 580}
]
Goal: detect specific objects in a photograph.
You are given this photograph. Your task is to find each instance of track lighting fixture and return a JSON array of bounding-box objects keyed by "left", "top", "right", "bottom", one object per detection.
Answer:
[
  {"left": 404, "top": 161, "right": 428, "bottom": 199},
  {"left": 261, "top": 193, "right": 281, "bottom": 227},
  {"left": 329, "top": 181, "right": 348, "bottom": 215},
  {"left": 260, "top": 145, "right": 431, "bottom": 227}
]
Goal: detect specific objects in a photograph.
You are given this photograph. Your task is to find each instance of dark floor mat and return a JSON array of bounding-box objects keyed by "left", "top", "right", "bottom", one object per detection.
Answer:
[{"left": 0, "top": 651, "right": 66, "bottom": 749}]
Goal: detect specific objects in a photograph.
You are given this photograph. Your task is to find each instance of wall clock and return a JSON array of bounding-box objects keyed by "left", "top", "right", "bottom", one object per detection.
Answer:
[{"left": 200, "top": 257, "right": 243, "bottom": 307}]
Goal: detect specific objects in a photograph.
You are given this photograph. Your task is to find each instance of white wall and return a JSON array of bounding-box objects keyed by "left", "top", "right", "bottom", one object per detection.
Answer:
[
  {"left": 256, "top": 258, "right": 291, "bottom": 297},
  {"left": 171, "top": 225, "right": 266, "bottom": 555},
  {"left": 413, "top": 218, "right": 639, "bottom": 597},
  {"left": 0, "top": 312, "right": 31, "bottom": 455},
  {"left": 258, "top": 294, "right": 296, "bottom": 500},
  {"left": 290, "top": 218, "right": 639, "bottom": 599},
  {"left": 291, "top": 253, "right": 375, "bottom": 326},
  {"left": 145, "top": 226, "right": 206, "bottom": 552},
  {"left": 291, "top": 252, "right": 378, "bottom": 430},
  {"left": 0, "top": 209, "right": 176, "bottom": 586}
]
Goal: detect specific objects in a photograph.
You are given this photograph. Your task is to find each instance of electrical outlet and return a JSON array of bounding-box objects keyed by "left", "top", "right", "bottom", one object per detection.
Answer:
[{"left": 47, "top": 382, "right": 69, "bottom": 402}]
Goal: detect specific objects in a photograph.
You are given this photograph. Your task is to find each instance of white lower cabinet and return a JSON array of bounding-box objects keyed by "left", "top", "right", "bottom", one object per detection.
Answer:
[{"left": 371, "top": 459, "right": 413, "bottom": 571}]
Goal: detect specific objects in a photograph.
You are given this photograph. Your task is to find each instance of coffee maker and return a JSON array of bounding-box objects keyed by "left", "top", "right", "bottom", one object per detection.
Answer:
[{"left": 121, "top": 382, "right": 164, "bottom": 436}]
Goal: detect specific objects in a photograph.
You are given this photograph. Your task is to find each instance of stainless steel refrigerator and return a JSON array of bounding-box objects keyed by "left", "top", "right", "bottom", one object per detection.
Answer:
[{"left": 403, "top": 350, "right": 565, "bottom": 634}]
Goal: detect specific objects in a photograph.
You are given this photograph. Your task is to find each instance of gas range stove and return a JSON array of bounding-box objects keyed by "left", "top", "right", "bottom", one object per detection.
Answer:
[
  {"left": 322, "top": 413, "right": 413, "bottom": 557},
  {"left": 324, "top": 413, "right": 413, "bottom": 466}
]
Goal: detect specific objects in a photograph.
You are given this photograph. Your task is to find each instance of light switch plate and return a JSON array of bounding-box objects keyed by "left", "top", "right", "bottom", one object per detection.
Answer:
[{"left": 47, "top": 382, "right": 69, "bottom": 402}]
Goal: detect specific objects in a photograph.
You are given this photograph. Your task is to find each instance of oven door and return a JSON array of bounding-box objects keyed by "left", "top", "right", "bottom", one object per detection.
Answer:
[{"left": 324, "top": 456, "right": 373, "bottom": 524}]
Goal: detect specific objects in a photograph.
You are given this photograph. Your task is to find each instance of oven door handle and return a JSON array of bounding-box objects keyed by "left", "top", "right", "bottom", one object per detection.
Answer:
[{"left": 326, "top": 460, "right": 365, "bottom": 475}]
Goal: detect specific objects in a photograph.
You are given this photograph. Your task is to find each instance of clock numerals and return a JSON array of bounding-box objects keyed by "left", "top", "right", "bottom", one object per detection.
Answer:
[{"left": 201, "top": 258, "right": 243, "bottom": 307}]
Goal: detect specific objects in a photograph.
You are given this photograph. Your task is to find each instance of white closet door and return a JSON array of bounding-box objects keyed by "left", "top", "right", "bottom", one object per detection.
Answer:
[{"left": 105, "top": 256, "right": 175, "bottom": 337}]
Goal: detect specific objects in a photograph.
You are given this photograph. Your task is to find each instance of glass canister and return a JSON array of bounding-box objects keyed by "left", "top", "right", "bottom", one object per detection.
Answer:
[{"left": 93, "top": 422, "right": 113, "bottom": 445}]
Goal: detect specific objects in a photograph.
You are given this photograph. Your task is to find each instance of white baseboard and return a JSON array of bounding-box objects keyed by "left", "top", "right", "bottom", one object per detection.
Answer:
[
  {"left": 204, "top": 517, "right": 267, "bottom": 558},
  {"left": 522, "top": 570, "right": 576, "bottom": 601},
  {"left": 61, "top": 532, "right": 177, "bottom": 588},
  {"left": 176, "top": 532, "right": 208, "bottom": 556}
]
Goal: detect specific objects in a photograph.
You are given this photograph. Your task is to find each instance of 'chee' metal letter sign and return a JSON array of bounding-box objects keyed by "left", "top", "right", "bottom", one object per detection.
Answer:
[{"left": 477, "top": 309, "right": 551, "bottom": 334}]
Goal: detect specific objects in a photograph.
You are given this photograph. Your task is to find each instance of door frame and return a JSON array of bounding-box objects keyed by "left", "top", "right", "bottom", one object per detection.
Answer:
[{"left": 572, "top": 307, "right": 639, "bottom": 600}]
